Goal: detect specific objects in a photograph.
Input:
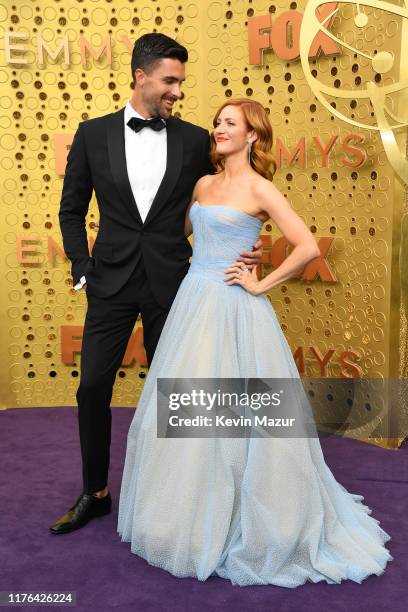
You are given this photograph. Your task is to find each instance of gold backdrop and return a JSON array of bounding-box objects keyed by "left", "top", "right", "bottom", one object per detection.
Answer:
[{"left": 1, "top": 0, "right": 407, "bottom": 447}]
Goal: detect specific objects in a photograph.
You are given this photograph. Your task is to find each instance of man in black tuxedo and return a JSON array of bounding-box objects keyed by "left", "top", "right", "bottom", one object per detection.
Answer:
[{"left": 50, "top": 33, "right": 262, "bottom": 534}]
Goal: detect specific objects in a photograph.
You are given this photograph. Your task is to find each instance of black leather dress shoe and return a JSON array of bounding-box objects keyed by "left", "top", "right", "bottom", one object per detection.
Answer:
[{"left": 49, "top": 492, "right": 112, "bottom": 535}]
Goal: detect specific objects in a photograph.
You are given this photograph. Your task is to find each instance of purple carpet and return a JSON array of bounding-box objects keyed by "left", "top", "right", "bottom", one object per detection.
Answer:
[{"left": 1, "top": 406, "right": 406, "bottom": 612}]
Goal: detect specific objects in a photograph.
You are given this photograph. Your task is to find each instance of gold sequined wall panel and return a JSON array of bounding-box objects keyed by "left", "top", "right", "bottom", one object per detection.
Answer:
[{"left": 0, "top": 0, "right": 403, "bottom": 410}]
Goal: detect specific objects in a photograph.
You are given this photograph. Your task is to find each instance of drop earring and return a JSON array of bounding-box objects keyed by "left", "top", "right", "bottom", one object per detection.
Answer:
[{"left": 247, "top": 140, "right": 252, "bottom": 165}]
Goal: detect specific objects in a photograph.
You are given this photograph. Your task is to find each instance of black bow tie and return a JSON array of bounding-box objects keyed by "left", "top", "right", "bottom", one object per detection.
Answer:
[{"left": 127, "top": 116, "right": 166, "bottom": 133}]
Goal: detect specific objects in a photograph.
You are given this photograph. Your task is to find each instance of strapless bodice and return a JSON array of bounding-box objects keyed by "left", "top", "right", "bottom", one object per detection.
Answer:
[{"left": 188, "top": 201, "right": 263, "bottom": 283}]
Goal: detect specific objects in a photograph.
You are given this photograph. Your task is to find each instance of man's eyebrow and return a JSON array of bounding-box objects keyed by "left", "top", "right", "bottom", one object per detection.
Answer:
[{"left": 162, "top": 76, "right": 186, "bottom": 81}]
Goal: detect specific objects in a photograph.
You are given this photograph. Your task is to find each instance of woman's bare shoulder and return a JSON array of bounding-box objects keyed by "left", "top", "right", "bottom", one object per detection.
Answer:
[
  {"left": 195, "top": 174, "right": 216, "bottom": 189},
  {"left": 251, "top": 175, "right": 281, "bottom": 198},
  {"left": 193, "top": 174, "right": 218, "bottom": 198},
  {"left": 250, "top": 176, "right": 290, "bottom": 217}
]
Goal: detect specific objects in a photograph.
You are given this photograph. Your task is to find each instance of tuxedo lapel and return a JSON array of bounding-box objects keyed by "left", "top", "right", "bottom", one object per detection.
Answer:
[
  {"left": 143, "top": 116, "right": 183, "bottom": 227},
  {"left": 107, "top": 108, "right": 144, "bottom": 226}
]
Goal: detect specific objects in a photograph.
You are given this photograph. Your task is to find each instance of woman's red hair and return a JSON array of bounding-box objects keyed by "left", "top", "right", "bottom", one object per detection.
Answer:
[{"left": 210, "top": 98, "right": 276, "bottom": 181}]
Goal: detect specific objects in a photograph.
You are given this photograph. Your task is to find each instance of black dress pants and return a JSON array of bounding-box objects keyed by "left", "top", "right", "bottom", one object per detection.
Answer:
[{"left": 76, "top": 262, "right": 171, "bottom": 494}]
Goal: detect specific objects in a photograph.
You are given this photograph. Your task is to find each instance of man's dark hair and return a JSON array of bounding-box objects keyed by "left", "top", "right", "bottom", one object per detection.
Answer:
[{"left": 131, "top": 33, "right": 188, "bottom": 86}]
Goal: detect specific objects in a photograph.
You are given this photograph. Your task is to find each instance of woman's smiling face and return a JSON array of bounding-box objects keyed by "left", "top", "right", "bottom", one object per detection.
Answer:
[{"left": 213, "top": 104, "right": 256, "bottom": 159}]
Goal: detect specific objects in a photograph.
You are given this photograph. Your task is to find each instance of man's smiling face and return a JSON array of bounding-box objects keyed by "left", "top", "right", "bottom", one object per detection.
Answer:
[{"left": 134, "top": 58, "right": 186, "bottom": 119}]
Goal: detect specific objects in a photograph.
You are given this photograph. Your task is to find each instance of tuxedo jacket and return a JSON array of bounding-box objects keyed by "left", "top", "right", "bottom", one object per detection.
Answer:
[{"left": 58, "top": 107, "right": 213, "bottom": 309}]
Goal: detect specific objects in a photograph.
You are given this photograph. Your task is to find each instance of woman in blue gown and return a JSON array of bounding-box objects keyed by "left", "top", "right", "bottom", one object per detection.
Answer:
[{"left": 117, "top": 98, "right": 393, "bottom": 587}]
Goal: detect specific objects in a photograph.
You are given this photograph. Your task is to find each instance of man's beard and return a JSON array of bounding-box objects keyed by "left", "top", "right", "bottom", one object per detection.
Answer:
[
  {"left": 160, "top": 97, "right": 177, "bottom": 116},
  {"left": 149, "top": 100, "right": 170, "bottom": 119}
]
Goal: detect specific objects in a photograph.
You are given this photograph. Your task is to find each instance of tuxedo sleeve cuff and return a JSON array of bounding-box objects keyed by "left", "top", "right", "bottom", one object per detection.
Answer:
[{"left": 74, "top": 275, "right": 86, "bottom": 291}]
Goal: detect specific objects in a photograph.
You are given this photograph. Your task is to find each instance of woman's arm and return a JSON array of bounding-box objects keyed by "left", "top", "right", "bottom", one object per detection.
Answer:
[
  {"left": 184, "top": 175, "right": 213, "bottom": 237},
  {"left": 184, "top": 196, "right": 195, "bottom": 238},
  {"left": 225, "top": 180, "right": 320, "bottom": 294}
]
